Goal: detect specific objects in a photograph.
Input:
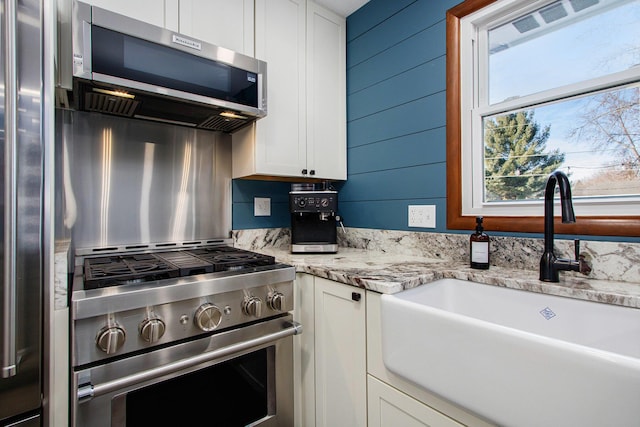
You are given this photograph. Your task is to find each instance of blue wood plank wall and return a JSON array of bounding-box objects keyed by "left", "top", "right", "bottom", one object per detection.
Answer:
[
  {"left": 231, "top": 0, "right": 635, "bottom": 242},
  {"left": 232, "top": 0, "right": 458, "bottom": 232},
  {"left": 338, "top": 0, "right": 458, "bottom": 232},
  {"left": 232, "top": 179, "right": 291, "bottom": 230}
]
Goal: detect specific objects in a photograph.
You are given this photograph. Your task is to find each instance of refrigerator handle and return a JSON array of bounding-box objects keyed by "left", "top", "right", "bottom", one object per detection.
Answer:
[{"left": 2, "top": 0, "right": 18, "bottom": 379}]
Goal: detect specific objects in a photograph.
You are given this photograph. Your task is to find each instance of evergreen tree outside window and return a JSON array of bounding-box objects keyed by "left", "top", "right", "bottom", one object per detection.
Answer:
[{"left": 483, "top": 111, "right": 564, "bottom": 201}]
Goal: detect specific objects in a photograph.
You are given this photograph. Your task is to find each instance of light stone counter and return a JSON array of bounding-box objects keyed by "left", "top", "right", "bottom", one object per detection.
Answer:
[
  {"left": 255, "top": 247, "right": 640, "bottom": 308},
  {"left": 54, "top": 240, "right": 71, "bottom": 310},
  {"left": 234, "top": 228, "right": 640, "bottom": 309}
]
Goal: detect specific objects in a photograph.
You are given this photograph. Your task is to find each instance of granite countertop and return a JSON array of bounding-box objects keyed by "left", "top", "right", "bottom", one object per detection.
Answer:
[
  {"left": 255, "top": 247, "right": 640, "bottom": 309},
  {"left": 54, "top": 240, "right": 71, "bottom": 310}
]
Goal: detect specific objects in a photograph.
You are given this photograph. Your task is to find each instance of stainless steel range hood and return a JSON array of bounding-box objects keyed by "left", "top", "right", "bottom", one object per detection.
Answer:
[{"left": 57, "top": 1, "right": 267, "bottom": 133}]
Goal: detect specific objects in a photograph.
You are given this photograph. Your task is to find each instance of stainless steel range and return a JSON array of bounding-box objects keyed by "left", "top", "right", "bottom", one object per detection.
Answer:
[{"left": 70, "top": 241, "right": 299, "bottom": 427}]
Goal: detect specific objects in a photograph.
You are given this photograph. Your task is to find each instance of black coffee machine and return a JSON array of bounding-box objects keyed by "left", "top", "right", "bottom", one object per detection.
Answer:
[{"left": 290, "top": 183, "right": 338, "bottom": 253}]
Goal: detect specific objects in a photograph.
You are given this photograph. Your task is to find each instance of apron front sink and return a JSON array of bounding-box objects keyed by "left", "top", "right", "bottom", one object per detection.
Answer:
[{"left": 381, "top": 278, "right": 640, "bottom": 427}]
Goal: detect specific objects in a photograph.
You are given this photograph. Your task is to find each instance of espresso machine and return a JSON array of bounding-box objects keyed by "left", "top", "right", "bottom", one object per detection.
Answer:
[{"left": 290, "top": 183, "right": 338, "bottom": 253}]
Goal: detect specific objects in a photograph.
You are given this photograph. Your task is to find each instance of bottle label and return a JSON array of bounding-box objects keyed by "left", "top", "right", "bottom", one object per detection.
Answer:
[{"left": 471, "top": 241, "right": 489, "bottom": 263}]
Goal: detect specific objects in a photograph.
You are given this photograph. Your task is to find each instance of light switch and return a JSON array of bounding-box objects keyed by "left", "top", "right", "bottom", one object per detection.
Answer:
[{"left": 254, "top": 197, "right": 271, "bottom": 216}]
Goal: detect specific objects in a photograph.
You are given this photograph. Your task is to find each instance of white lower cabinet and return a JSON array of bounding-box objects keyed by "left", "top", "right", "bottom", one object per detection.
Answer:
[
  {"left": 315, "top": 277, "right": 367, "bottom": 427},
  {"left": 295, "top": 276, "right": 493, "bottom": 427},
  {"left": 368, "top": 375, "right": 464, "bottom": 427},
  {"left": 294, "top": 274, "right": 367, "bottom": 427}
]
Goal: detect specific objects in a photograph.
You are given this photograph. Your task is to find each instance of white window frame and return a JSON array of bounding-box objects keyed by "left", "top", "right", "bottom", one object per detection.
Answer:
[{"left": 459, "top": 0, "right": 640, "bottom": 218}]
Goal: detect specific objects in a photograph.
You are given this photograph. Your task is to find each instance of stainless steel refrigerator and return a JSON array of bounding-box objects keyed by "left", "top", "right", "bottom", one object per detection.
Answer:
[{"left": 1, "top": 0, "right": 44, "bottom": 425}]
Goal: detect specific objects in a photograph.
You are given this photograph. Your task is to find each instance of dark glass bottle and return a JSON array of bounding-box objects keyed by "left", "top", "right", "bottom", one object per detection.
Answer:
[{"left": 470, "top": 216, "right": 490, "bottom": 269}]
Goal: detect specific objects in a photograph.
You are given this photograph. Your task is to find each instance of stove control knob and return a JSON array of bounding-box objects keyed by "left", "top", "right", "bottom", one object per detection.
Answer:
[
  {"left": 96, "top": 325, "right": 126, "bottom": 354},
  {"left": 243, "top": 296, "right": 263, "bottom": 318},
  {"left": 268, "top": 292, "right": 285, "bottom": 311},
  {"left": 194, "top": 303, "right": 222, "bottom": 332},
  {"left": 139, "top": 317, "right": 166, "bottom": 343}
]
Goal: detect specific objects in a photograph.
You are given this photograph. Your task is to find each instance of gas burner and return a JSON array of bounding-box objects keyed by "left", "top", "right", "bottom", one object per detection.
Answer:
[
  {"left": 153, "top": 251, "right": 214, "bottom": 276},
  {"left": 81, "top": 246, "right": 276, "bottom": 290},
  {"left": 211, "top": 253, "right": 262, "bottom": 262},
  {"left": 187, "top": 247, "right": 275, "bottom": 272},
  {"left": 101, "top": 262, "right": 161, "bottom": 276},
  {"left": 83, "top": 253, "right": 180, "bottom": 290}
]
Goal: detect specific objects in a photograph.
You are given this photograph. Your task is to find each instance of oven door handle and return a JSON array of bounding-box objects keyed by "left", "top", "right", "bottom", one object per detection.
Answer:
[{"left": 78, "top": 320, "right": 303, "bottom": 401}]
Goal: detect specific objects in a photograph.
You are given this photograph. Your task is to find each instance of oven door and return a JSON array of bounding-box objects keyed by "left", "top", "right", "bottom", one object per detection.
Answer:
[{"left": 72, "top": 316, "right": 299, "bottom": 427}]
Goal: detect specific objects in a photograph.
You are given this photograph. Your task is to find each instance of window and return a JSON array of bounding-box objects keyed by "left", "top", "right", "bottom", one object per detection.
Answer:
[{"left": 446, "top": 0, "right": 640, "bottom": 236}]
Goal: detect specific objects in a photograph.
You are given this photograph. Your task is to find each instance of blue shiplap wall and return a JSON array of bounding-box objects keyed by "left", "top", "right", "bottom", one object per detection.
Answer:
[
  {"left": 232, "top": 179, "right": 291, "bottom": 229},
  {"left": 232, "top": 0, "right": 457, "bottom": 232},
  {"left": 335, "top": 0, "right": 457, "bottom": 232},
  {"left": 232, "top": 0, "right": 637, "bottom": 242}
]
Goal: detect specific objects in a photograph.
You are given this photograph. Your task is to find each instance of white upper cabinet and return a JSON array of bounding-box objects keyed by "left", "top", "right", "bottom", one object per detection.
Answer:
[
  {"left": 80, "top": 1, "right": 254, "bottom": 55},
  {"left": 80, "top": 0, "right": 173, "bottom": 28},
  {"left": 232, "top": 0, "right": 346, "bottom": 181},
  {"left": 306, "top": 2, "right": 346, "bottom": 181},
  {"left": 234, "top": 0, "right": 308, "bottom": 179},
  {"left": 178, "top": 0, "right": 254, "bottom": 55}
]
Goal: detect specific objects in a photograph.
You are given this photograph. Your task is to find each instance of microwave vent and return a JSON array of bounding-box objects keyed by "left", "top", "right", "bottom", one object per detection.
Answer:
[
  {"left": 199, "top": 115, "right": 248, "bottom": 133},
  {"left": 85, "top": 92, "right": 139, "bottom": 117},
  {"left": 73, "top": 81, "right": 257, "bottom": 133}
]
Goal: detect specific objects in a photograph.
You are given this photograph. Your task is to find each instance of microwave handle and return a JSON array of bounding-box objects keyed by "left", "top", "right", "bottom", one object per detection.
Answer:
[{"left": 78, "top": 321, "right": 303, "bottom": 400}]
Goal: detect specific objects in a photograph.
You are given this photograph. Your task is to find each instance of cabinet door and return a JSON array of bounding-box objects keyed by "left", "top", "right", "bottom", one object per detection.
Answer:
[
  {"left": 314, "top": 278, "right": 367, "bottom": 427},
  {"left": 82, "top": 0, "right": 169, "bottom": 27},
  {"left": 178, "top": 0, "right": 254, "bottom": 55},
  {"left": 368, "top": 375, "right": 465, "bottom": 427},
  {"left": 306, "top": 2, "right": 347, "bottom": 180},
  {"left": 253, "top": 0, "right": 307, "bottom": 178}
]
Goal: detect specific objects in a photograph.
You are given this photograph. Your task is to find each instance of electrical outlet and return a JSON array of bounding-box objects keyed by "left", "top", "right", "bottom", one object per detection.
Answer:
[
  {"left": 408, "top": 205, "right": 436, "bottom": 228},
  {"left": 254, "top": 197, "right": 271, "bottom": 216}
]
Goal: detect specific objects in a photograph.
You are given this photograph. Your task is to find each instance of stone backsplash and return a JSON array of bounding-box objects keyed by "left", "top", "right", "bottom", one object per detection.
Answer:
[{"left": 233, "top": 227, "right": 640, "bottom": 284}]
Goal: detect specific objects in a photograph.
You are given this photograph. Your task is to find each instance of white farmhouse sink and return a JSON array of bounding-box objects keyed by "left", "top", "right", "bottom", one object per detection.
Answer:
[{"left": 381, "top": 278, "right": 640, "bottom": 427}]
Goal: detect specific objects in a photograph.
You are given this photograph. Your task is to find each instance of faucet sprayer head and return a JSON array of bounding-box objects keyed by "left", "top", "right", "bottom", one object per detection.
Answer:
[
  {"left": 547, "top": 171, "right": 576, "bottom": 223},
  {"left": 560, "top": 197, "right": 576, "bottom": 223}
]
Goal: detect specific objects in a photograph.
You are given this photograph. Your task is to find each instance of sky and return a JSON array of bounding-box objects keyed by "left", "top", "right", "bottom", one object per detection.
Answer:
[{"left": 486, "top": 0, "right": 639, "bottom": 182}]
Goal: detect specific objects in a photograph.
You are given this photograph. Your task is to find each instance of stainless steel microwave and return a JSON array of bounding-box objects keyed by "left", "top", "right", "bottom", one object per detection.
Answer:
[{"left": 60, "top": 1, "right": 267, "bottom": 133}]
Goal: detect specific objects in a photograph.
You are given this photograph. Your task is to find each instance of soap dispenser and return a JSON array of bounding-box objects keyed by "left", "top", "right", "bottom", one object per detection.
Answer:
[{"left": 470, "top": 216, "right": 490, "bottom": 269}]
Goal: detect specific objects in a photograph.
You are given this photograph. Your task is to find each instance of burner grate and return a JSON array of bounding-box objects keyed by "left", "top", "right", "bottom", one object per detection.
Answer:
[
  {"left": 84, "top": 254, "right": 180, "bottom": 289},
  {"left": 187, "top": 247, "right": 275, "bottom": 272},
  {"left": 153, "top": 251, "right": 215, "bottom": 276},
  {"left": 82, "top": 246, "right": 276, "bottom": 289}
]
